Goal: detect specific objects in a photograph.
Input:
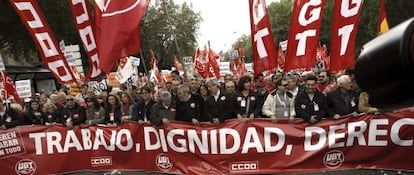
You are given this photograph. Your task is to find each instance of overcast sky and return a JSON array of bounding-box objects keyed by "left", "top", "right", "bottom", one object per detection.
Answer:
[{"left": 174, "top": 0, "right": 279, "bottom": 53}]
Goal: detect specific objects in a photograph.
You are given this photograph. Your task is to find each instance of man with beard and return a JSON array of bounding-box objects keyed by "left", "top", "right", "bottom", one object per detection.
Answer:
[
  {"left": 316, "top": 70, "right": 337, "bottom": 94},
  {"left": 295, "top": 75, "right": 329, "bottom": 124},
  {"left": 175, "top": 85, "right": 206, "bottom": 125}
]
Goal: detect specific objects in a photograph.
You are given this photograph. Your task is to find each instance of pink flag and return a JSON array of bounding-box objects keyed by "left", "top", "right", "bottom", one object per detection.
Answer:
[{"left": 95, "top": 0, "right": 150, "bottom": 73}]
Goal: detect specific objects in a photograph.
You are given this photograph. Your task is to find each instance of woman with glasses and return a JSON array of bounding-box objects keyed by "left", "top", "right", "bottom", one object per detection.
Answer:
[
  {"left": 85, "top": 97, "right": 106, "bottom": 125},
  {"left": 262, "top": 78, "right": 295, "bottom": 122}
]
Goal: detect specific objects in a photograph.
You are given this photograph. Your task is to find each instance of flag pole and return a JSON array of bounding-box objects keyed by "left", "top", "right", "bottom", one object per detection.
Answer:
[
  {"left": 161, "top": 0, "right": 188, "bottom": 81},
  {"left": 139, "top": 51, "right": 149, "bottom": 77}
]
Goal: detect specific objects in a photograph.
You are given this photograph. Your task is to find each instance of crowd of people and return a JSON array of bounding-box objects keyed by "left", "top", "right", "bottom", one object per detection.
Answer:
[{"left": 0, "top": 69, "right": 381, "bottom": 130}]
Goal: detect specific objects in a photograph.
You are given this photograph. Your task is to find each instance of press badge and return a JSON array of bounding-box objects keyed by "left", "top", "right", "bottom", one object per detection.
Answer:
[
  {"left": 110, "top": 113, "right": 114, "bottom": 121},
  {"left": 314, "top": 103, "right": 319, "bottom": 111},
  {"left": 351, "top": 100, "right": 356, "bottom": 107},
  {"left": 241, "top": 99, "right": 246, "bottom": 107}
]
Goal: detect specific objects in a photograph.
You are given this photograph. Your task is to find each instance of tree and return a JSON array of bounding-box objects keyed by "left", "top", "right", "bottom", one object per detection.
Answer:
[
  {"left": 140, "top": 0, "right": 201, "bottom": 71},
  {"left": 0, "top": 0, "right": 80, "bottom": 65}
]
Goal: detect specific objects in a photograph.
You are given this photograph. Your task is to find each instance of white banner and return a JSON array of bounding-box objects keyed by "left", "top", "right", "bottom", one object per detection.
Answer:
[
  {"left": 15, "top": 79, "right": 32, "bottom": 98},
  {"left": 0, "top": 53, "right": 5, "bottom": 71}
]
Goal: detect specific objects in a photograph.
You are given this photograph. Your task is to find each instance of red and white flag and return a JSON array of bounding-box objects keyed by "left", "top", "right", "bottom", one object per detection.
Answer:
[
  {"left": 284, "top": 0, "right": 326, "bottom": 72},
  {"left": 149, "top": 50, "right": 164, "bottom": 83},
  {"left": 249, "top": 0, "right": 278, "bottom": 75},
  {"left": 0, "top": 72, "right": 21, "bottom": 104},
  {"left": 207, "top": 43, "right": 221, "bottom": 79},
  {"left": 316, "top": 44, "right": 330, "bottom": 70},
  {"left": 95, "top": 0, "right": 150, "bottom": 73},
  {"left": 277, "top": 43, "right": 285, "bottom": 70},
  {"left": 193, "top": 48, "right": 207, "bottom": 79},
  {"left": 378, "top": 0, "right": 390, "bottom": 34},
  {"left": 231, "top": 42, "right": 248, "bottom": 77},
  {"left": 10, "top": 0, "right": 75, "bottom": 84},
  {"left": 330, "top": 0, "right": 363, "bottom": 71},
  {"left": 173, "top": 55, "right": 184, "bottom": 72},
  {"left": 68, "top": 0, "right": 103, "bottom": 80}
]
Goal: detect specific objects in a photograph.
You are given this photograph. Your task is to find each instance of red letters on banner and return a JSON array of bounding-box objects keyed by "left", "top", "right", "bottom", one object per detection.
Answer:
[
  {"left": 68, "top": 0, "right": 103, "bottom": 80},
  {"left": 285, "top": 0, "right": 326, "bottom": 72},
  {"left": 1, "top": 111, "right": 414, "bottom": 174},
  {"left": 10, "top": 0, "right": 75, "bottom": 84},
  {"left": 329, "top": 0, "right": 363, "bottom": 71},
  {"left": 249, "top": 0, "right": 278, "bottom": 75}
]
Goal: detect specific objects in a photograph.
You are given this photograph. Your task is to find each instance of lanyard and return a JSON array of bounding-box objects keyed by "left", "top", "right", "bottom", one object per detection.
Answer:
[{"left": 276, "top": 92, "right": 287, "bottom": 108}]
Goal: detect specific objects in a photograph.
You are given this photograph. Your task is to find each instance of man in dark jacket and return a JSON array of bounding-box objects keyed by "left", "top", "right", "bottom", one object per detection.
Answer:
[
  {"left": 176, "top": 85, "right": 206, "bottom": 125},
  {"left": 204, "top": 78, "right": 234, "bottom": 125},
  {"left": 0, "top": 102, "right": 24, "bottom": 130},
  {"left": 60, "top": 95, "right": 86, "bottom": 128},
  {"left": 295, "top": 75, "right": 329, "bottom": 123},
  {"left": 150, "top": 91, "right": 176, "bottom": 126},
  {"left": 327, "top": 75, "right": 359, "bottom": 118}
]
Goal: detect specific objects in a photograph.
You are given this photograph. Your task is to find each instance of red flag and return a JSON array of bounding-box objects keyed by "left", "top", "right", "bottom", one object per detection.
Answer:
[
  {"left": 194, "top": 48, "right": 207, "bottom": 79},
  {"left": 284, "top": 0, "right": 326, "bottom": 72},
  {"left": 330, "top": 0, "right": 363, "bottom": 71},
  {"left": 277, "top": 43, "right": 285, "bottom": 70},
  {"left": 316, "top": 44, "right": 330, "bottom": 69},
  {"left": 95, "top": 0, "right": 150, "bottom": 73},
  {"left": 231, "top": 42, "right": 248, "bottom": 77},
  {"left": 249, "top": 0, "right": 278, "bottom": 75},
  {"left": 0, "top": 72, "right": 21, "bottom": 104},
  {"left": 149, "top": 50, "right": 164, "bottom": 83},
  {"left": 68, "top": 0, "right": 103, "bottom": 80},
  {"left": 378, "top": 0, "right": 390, "bottom": 34},
  {"left": 10, "top": 0, "right": 75, "bottom": 84},
  {"left": 207, "top": 44, "right": 221, "bottom": 79},
  {"left": 173, "top": 55, "right": 184, "bottom": 72}
]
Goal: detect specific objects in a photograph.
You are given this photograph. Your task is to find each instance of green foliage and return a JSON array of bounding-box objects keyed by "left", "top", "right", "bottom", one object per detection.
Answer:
[
  {"left": 140, "top": 0, "right": 201, "bottom": 70},
  {"left": 0, "top": 0, "right": 80, "bottom": 63}
]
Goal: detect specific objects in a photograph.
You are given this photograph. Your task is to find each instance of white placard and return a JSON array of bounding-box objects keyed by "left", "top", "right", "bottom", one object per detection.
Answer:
[{"left": 15, "top": 80, "right": 32, "bottom": 98}]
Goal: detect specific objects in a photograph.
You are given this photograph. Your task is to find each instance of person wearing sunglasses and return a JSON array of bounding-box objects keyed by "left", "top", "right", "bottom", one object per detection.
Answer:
[
  {"left": 262, "top": 78, "right": 295, "bottom": 123},
  {"left": 60, "top": 95, "right": 86, "bottom": 129}
]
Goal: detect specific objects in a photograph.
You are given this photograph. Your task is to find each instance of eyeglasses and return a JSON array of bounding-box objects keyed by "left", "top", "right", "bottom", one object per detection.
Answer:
[
  {"left": 66, "top": 99, "right": 74, "bottom": 101},
  {"left": 282, "top": 84, "right": 289, "bottom": 87}
]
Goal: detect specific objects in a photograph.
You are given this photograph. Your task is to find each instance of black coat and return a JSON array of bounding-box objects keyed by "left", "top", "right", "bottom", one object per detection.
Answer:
[
  {"left": 60, "top": 103, "right": 86, "bottom": 126},
  {"left": 204, "top": 91, "right": 234, "bottom": 123},
  {"left": 295, "top": 91, "right": 329, "bottom": 122},
  {"left": 0, "top": 109, "right": 24, "bottom": 129},
  {"left": 176, "top": 94, "right": 207, "bottom": 122},
  {"left": 150, "top": 102, "right": 176, "bottom": 126},
  {"left": 234, "top": 91, "right": 261, "bottom": 117},
  {"left": 327, "top": 88, "right": 359, "bottom": 117},
  {"left": 24, "top": 109, "right": 46, "bottom": 125},
  {"left": 131, "top": 100, "right": 156, "bottom": 122},
  {"left": 105, "top": 106, "right": 122, "bottom": 124}
]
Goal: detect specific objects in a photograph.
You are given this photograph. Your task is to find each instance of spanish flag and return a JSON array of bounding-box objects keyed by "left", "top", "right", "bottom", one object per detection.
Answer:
[{"left": 378, "top": 0, "right": 390, "bottom": 34}]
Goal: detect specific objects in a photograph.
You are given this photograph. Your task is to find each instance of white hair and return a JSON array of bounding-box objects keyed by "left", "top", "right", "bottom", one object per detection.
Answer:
[
  {"left": 10, "top": 103, "right": 22, "bottom": 111},
  {"left": 337, "top": 75, "right": 351, "bottom": 86}
]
